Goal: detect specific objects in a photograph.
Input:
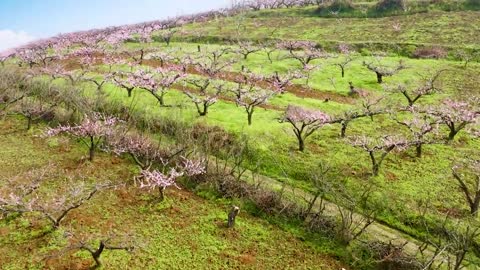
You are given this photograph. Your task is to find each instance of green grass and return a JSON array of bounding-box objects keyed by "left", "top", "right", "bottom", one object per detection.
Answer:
[
  {"left": 36, "top": 40, "right": 480, "bottom": 242},
  {"left": 3, "top": 5, "right": 480, "bottom": 266},
  {"left": 0, "top": 116, "right": 345, "bottom": 269},
  {"left": 177, "top": 7, "right": 480, "bottom": 57}
]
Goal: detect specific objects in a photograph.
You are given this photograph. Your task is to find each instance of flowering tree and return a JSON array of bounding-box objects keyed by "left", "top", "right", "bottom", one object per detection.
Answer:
[
  {"left": 149, "top": 50, "right": 178, "bottom": 68},
  {"left": 279, "top": 40, "right": 327, "bottom": 68},
  {"left": 349, "top": 135, "right": 409, "bottom": 176},
  {"left": 67, "top": 48, "right": 111, "bottom": 92},
  {"left": 330, "top": 96, "right": 385, "bottom": 138},
  {"left": 18, "top": 96, "right": 57, "bottom": 130},
  {"left": 84, "top": 73, "right": 111, "bottom": 93},
  {"left": 191, "top": 47, "right": 235, "bottom": 77},
  {"left": 280, "top": 105, "right": 330, "bottom": 151},
  {"left": 229, "top": 71, "right": 273, "bottom": 125},
  {"left": 35, "top": 182, "right": 102, "bottom": 228},
  {"left": 184, "top": 79, "right": 224, "bottom": 116},
  {"left": 127, "top": 67, "right": 185, "bottom": 107},
  {"left": 40, "top": 63, "right": 87, "bottom": 86},
  {"left": 139, "top": 158, "right": 205, "bottom": 201},
  {"left": 102, "top": 52, "right": 122, "bottom": 72},
  {"left": 235, "top": 41, "right": 261, "bottom": 60},
  {"left": 264, "top": 70, "right": 304, "bottom": 93},
  {"left": 46, "top": 113, "right": 119, "bottom": 161},
  {"left": 429, "top": 99, "right": 479, "bottom": 141},
  {"left": 452, "top": 159, "right": 480, "bottom": 216},
  {"left": 237, "top": 88, "right": 274, "bottom": 126},
  {"left": 261, "top": 41, "right": 278, "bottom": 64},
  {"left": 0, "top": 173, "right": 107, "bottom": 229},
  {"left": 335, "top": 56, "right": 354, "bottom": 78},
  {"left": 335, "top": 44, "right": 355, "bottom": 78},
  {"left": 363, "top": 59, "right": 406, "bottom": 84},
  {"left": 69, "top": 47, "right": 100, "bottom": 71},
  {"left": 386, "top": 69, "right": 444, "bottom": 107},
  {"left": 107, "top": 26, "right": 153, "bottom": 65},
  {"left": 394, "top": 111, "right": 439, "bottom": 158},
  {"left": 0, "top": 69, "right": 30, "bottom": 114},
  {"left": 107, "top": 132, "right": 172, "bottom": 170},
  {"left": 16, "top": 46, "right": 56, "bottom": 68},
  {"left": 112, "top": 71, "right": 136, "bottom": 97},
  {"left": 0, "top": 50, "right": 15, "bottom": 67},
  {"left": 0, "top": 167, "right": 49, "bottom": 218},
  {"left": 159, "top": 28, "right": 178, "bottom": 46},
  {"left": 62, "top": 235, "right": 134, "bottom": 268}
]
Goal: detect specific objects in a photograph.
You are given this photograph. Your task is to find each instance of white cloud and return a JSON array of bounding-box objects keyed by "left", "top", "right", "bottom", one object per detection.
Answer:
[{"left": 0, "top": 29, "right": 35, "bottom": 52}]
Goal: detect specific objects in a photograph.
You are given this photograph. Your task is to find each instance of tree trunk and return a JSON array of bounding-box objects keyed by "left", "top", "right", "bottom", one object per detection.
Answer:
[
  {"left": 200, "top": 103, "right": 208, "bottom": 116},
  {"left": 89, "top": 147, "right": 95, "bottom": 161},
  {"left": 370, "top": 152, "right": 379, "bottom": 176},
  {"left": 372, "top": 164, "right": 379, "bottom": 176},
  {"left": 470, "top": 202, "right": 479, "bottom": 217},
  {"left": 416, "top": 144, "right": 422, "bottom": 158},
  {"left": 227, "top": 206, "right": 240, "bottom": 228},
  {"left": 454, "top": 251, "right": 467, "bottom": 270},
  {"left": 341, "top": 67, "right": 345, "bottom": 78},
  {"left": 376, "top": 72, "right": 383, "bottom": 84},
  {"left": 89, "top": 137, "right": 95, "bottom": 161},
  {"left": 304, "top": 193, "right": 320, "bottom": 220},
  {"left": 247, "top": 109, "right": 254, "bottom": 126},
  {"left": 197, "top": 45, "right": 201, "bottom": 52},
  {"left": 298, "top": 137, "right": 305, "bottom": 152},
  {"left": 92, "top": 241, "right": 105, "bottom": 267},
  {"left": 127, "top": 88, "right": 133, "bottom": 98},
  {"left": 158, "top": 187, "right": 165, "bottom": 202},
  {"left": 26, "top": 116, "right": 32, "bottom": 130},
  {"left": 194, "top": 102, "right": 208, "bottom": 116},
  {"left": 448, "top": 128, "right": 458, "bottom": 141},
  {"left": 340, "top": 122, "right": 347, "bottom": 138}
]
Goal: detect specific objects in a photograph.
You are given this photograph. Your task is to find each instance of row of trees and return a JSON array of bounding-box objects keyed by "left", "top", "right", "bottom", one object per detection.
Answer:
[
  {"left": 3, "top": 21, "right": 479, "bottom": 207},
  {"left": 1, "top": 65, "right": 479, "bottom": 269}
]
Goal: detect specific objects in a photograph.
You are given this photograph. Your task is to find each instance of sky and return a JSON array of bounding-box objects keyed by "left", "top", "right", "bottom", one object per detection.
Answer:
[{"left": 0, "top": 0, "right": 231, "bottom": 51}]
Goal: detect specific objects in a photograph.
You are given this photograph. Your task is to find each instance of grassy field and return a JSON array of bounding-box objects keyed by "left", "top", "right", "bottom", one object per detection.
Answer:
[
  {"left": 0, "top": 116, "right": 347, "bottom": 269},
  {"left": 37, "top": 39, "right": 480, "bottom": 241},
  {"left": 177, "top": 7, "right": 480, "bottom": 55},
  {"left": 3, "top": 1, "right": 480, "bottom": 268}
]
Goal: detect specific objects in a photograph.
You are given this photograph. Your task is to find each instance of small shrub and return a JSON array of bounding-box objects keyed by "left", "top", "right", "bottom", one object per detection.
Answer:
[
  {"left": 316, "top": 0, "right": 355, "bottom": 15},
  {"left": 465, "top": 0, "right": 480, "bottom": 10},
  {"left": 375, "top": 0, "right": 407, "bottom": 12},
  {"left": 368, "top": 241, "right": 421, "bottom": 269},
  {"left": 412, "top": 47, "right": 447, "bottom": 59},
  {"left": 401, "top": 45, "right": 418, "bottom": 57}
]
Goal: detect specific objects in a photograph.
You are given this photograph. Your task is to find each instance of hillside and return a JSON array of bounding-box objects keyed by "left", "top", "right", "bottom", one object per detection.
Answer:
[
  {"left": 0, "top": 116, "right": 346, "bottom": 269},
  {"left": 178, "top": 4, "right": 480, "bottom": 56},
  {"left": 1, "top": 0, "right": 480, "bottom": 269}
]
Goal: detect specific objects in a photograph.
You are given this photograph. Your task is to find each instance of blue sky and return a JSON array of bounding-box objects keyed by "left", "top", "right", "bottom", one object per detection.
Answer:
[{"left": 0, "top": 0, "right": 230, "bottom": 50}]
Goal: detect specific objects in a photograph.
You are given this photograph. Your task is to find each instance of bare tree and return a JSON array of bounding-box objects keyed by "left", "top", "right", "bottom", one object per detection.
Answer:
[
  {"left": 235, "top": 41, "right": 261, "bottom": 60},
  {"left": 334, "top": 184, "right": 378, "bottom": 245},
  {"left": 394, "top": 111, "right": 439, "bottom": 158},
  {"left": 349, "top": 135, "right": 409, "bottom": 176},
  {"left": 386, "top": 69, "right": 445, "bottom": 107},
  {"left": 452, "top": 159, "right": 480, "bottom": 216},
  {"left": 53, "top": 232, "right": 135, "bottom": 269},
  {"left": 330, "top": 96, "right": 385, "bottom": 138},
  {"left": 363, "top": 59, "right": 406, "bottom": 84}
]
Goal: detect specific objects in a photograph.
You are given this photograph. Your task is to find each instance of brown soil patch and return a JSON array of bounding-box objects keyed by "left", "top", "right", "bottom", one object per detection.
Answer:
[
  {"left": 238, "top": 252, "right": 257, "bottom": 265},
  {"left": 58, "top": 53, "right": 355, "bottom": 107}
]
